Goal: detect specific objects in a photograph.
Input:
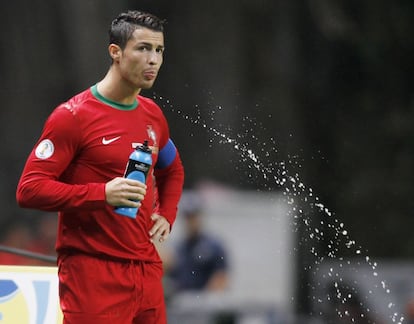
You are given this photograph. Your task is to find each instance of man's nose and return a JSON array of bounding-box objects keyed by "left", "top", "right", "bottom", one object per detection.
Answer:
[{"left": 148, "top": 51, "right": 161, "bottom": 65}]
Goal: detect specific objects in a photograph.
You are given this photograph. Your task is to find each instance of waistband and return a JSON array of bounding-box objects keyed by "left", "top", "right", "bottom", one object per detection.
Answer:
[{"left": 58, "top": 250, "right": 154, "bottom": 265}]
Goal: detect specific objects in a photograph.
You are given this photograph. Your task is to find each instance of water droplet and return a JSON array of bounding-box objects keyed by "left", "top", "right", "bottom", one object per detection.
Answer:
[{"left": 154, "top": 95, "right": 403, "bottom": 323}]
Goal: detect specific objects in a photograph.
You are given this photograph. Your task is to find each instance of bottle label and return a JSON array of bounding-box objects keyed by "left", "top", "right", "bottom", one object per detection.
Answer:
[{"left": 125, "top": 160, "right": 150, "bottom": 178}]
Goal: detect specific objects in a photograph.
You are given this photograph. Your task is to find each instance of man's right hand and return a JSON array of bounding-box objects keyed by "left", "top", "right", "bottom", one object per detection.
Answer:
[{"left": 105, "top": 177, "right": 147, "bottom": 207}]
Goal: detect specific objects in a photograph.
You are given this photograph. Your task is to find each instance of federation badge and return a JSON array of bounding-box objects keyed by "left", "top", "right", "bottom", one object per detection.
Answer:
[
  {"left": 35, "top": 139, "right": 54, "bottom": 159},
  {"left": 147, "top": 125, "right": 157, "bottom": 146}
]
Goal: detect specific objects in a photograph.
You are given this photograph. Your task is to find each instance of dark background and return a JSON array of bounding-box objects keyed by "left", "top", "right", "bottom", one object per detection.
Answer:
[{"left": 1, "top": 0, "right": 413, "bottom": 316}]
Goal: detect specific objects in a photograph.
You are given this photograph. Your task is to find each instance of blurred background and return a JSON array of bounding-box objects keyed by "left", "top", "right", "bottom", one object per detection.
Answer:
[{"left": 1, "top": 0, "right": 413, "bottom": 323}]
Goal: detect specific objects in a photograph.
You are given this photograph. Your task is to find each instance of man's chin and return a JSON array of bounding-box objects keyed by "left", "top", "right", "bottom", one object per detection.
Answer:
[{"left": 139, "top": 81, "right": 156, "bottom": 90}]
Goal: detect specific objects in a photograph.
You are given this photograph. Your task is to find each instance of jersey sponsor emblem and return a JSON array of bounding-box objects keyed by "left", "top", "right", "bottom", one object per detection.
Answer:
[
  {"left": 35, "top": 139, "right": 54, "bottom": 159},
  {"left": 102, "top": 136, "right": 121, "bottom": 145}
]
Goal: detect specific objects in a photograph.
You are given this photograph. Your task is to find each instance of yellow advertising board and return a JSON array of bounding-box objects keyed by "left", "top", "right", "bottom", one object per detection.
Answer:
[{"left": 0, "top": 265, "right": 62, "bottom": 324}]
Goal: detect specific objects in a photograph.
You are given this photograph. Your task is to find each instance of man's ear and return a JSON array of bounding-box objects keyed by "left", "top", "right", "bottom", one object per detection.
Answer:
[{"left": 108, "top": 44, "right": 122, "bottom": 62}]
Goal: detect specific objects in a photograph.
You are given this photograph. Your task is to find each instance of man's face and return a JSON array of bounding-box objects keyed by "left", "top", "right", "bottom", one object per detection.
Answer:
[
  {"left": 185, "top": 213, "right": 202, "bottom": 237},
  {"left": 117, "top": 27, "right": 164, "bottom": 89}
]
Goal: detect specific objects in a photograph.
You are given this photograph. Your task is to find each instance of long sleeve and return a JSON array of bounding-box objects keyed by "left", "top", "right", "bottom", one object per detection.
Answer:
[
  {"left": 16, "top": 105, "right": 107, "bottom": 212},
  {"left": 154, "top": 140, "right": 184, "bottom": 226}
]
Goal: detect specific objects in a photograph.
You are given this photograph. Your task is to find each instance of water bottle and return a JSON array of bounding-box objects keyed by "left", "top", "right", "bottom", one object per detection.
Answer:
[{"left": 115, "top": 140, "right": 152, "bottom": 218}]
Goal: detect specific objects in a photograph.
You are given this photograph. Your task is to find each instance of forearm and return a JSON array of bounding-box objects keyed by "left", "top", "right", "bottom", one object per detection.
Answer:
[{"left": 17, "top": 177, "right": 106, "bottom": 212}]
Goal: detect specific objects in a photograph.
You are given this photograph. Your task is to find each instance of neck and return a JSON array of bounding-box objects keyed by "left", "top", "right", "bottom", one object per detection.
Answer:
[{"left": 97, "top": 68, "right": 141, "bottom": 105}]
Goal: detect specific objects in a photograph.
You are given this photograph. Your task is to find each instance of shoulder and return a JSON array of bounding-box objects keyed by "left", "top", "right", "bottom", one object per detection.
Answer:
[
  {"left": 56, "top": 88, "right": 95, "bottom": 115},
  {"left": 137, "top": 95, "right": 163, "bottom": 113},
  {"left": 46, "top": 88, "right": 95, "bottom": 130},
  {"left": 49, "top": 88, "right": 105, "bottom": 127},
  {"left": 137, "top": 95, "right": 157, "bottom": 105},
  {"left": 202, "top": 234, "right": 226, "bottom": 251}
]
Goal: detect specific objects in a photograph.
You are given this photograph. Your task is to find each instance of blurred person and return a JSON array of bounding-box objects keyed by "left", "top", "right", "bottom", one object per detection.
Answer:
[
  {"left": 405, "top": 299, "right": 414, "bottom": 324},
  {"left": 0, "top": 219, "right": 34, "bottom": 265},
  {"left": 29, "top": 212, "right": 58, "bottom": 265},
  {"left": 166, "top": 192, "right": 229, "bottom": 293},
  {"left": 164, "top": 193, "right": 233, "bottom": 323},
  {"left": 16, "top": 9, "right": 184, "bottom": 324}
]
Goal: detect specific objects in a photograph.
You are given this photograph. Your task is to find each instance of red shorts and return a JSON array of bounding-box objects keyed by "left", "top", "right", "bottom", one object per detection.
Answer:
[{"left": 58, "top": 254, "right": 166, "bottom": 324}]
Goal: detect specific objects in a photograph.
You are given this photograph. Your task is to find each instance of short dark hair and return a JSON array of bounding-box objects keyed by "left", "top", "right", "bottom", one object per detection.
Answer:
[{"left": 109, "top": 10, "right": 165, "bottom": 49}]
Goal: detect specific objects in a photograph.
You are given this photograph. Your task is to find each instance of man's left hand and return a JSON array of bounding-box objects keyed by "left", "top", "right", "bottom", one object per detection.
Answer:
[{"left": 149, "top": 214, "right": 170, "bottom": 243}]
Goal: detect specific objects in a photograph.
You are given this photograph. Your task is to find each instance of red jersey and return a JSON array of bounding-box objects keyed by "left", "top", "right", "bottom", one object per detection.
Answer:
[{"left": 16, "top": 85, "right": 184, "bottom": 262}]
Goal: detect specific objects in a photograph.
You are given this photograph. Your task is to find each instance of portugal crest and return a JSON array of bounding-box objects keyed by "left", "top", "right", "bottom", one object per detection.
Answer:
[{"left": 147, "top": 125, "right": 157, "bottom": 146}]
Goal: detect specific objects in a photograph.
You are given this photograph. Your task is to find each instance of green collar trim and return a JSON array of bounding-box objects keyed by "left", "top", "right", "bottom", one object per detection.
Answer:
[{"left": 91, "top": 84, "right": 138, "bottom": 110}]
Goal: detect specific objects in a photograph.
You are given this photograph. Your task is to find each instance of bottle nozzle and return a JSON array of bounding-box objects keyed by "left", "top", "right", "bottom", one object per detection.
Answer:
[{"left": 140, "top": 140, "right": 152, "bottom": 153}]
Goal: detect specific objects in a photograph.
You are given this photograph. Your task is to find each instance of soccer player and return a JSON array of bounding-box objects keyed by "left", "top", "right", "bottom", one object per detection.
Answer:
[{"left": 16, "top": 10, "right": 184, "bottom": 324}]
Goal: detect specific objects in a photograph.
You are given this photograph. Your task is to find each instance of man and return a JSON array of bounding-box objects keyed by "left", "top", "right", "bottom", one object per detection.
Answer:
[
  {"left": 167, "top": 192, "right": 228, "bottom": 292},
  {"left": 16, "top": 10, "right": 184, "bottom": 324}
]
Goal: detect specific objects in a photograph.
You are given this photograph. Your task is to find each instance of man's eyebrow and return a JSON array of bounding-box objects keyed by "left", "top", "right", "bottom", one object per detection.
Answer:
[{"left": 137, "top": 42, "right": 165, "bottom": 48}]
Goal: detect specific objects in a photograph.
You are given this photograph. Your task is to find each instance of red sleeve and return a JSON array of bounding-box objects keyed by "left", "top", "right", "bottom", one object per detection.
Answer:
[
  {"left": 16, "top": 106, "right": 106, "bottom": 212},
  {"left": 154, "top": 151, "right": 184, "bottom": 226}
]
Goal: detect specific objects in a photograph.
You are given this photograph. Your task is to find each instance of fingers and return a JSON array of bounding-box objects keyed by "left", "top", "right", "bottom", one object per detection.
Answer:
[
  {"left": 149, "top": 214, "right": 170, "bottom": 243},
  {"left": 124, "top": 178, "right": 147, "bottom": 189},
  {"left": 105, "top": 177, "right": 147, "bottom": 207},
  {"left": 117, "top": 198, "right": 141, "bottom": 208},
  {"left": 121, "top": 183, "right": 146, "bottom": 201}
]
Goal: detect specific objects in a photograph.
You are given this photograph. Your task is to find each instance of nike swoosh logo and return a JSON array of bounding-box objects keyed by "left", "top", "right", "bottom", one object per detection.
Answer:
[{"left": 102, "top": 136, "right": 121, "bottom": 145}]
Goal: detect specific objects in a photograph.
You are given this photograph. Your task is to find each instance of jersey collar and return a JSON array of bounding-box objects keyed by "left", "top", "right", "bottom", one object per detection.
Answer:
[{"left": 91, "top": 84, "right": 138, "bottom": 110}]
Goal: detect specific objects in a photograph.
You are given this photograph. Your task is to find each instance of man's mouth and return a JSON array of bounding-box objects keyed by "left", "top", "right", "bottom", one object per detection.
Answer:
[{"left": 143, "top": 70, "right": 157, "bottom": 80}]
